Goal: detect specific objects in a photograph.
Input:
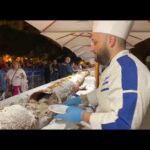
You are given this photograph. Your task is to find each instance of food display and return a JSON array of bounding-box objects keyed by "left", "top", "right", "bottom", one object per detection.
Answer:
[
  {"left": 0, "top": 71, "right": 94, "bottom": 129},
  {"left": 0, "top": 105, "right": 37, "bottom": 129}
]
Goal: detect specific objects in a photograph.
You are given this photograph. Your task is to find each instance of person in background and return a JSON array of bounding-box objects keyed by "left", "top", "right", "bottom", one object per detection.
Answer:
[
  {"left": 5, "top": 61, "right": 28, "bottom": 96},
  {"left": 71, "top": 62, "right": 76, "bottom": 72},
  {"left": 51, "top": 59, "right": 59, "bottom": 81},
  {"left": 44, "top": 61, "right": 51, "bottom": 83},
  {"left": 71, "top": 62, "right": 81, "bottom": 72},
  {"left": 0, "top": 59, "right": 7, "bottom": 70},
  {"left": 0, "top": 69, "right": 7, "bottom": 98},
  {"left": 59, "top": 57, "right": 74, "bottom": 78}
]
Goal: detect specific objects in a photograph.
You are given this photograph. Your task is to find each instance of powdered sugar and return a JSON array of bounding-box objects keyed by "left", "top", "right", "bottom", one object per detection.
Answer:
[{"left": 0, "top": 105, "right": 37, "bottom": 129}]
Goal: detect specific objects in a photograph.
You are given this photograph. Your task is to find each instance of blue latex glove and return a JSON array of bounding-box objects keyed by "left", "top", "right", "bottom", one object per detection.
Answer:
[
  {"left": 54, "top": 106, "right": 84, "bottom": 123},
  {"left": 63, "top": 96, "right": 81, "bottom": 106}
]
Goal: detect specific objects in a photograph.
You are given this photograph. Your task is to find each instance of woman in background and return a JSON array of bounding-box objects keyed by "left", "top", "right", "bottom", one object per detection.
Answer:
[{"left": 5, "top": 61, "right": 28, "bottom": 96}]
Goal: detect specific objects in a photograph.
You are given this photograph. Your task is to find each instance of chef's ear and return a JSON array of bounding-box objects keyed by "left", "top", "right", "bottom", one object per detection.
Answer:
[{"left": 107, "top": 35, "right": 116, "bottom": 48}]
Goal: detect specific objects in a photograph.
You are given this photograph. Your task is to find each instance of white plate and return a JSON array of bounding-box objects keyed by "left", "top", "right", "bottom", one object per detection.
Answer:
[
  {"left": 48, "top": 104, "right": 69, "bottom": 114},
  {"left": 42, "top": 119, "right": 66, "bottom": 129}
]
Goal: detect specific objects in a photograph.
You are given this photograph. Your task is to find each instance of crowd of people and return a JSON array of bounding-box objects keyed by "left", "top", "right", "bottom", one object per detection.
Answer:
[
  {"left": 0, "top": 56, "right": 87, "bottom": 99},
  {"left": 44, "top": 56, "right": 83, "bottom": 83}
]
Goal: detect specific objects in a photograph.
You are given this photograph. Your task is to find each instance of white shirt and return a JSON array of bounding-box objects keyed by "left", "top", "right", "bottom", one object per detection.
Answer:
[
  {"left": 7, "top": 68, "right": 27, "bottom": 86},
  {"left": 87, "top": 50, "right": 150, "bottom": 129}
]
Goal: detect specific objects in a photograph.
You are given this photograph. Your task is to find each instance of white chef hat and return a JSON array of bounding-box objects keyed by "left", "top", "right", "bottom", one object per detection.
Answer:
[{"left": 92, "top": 21, "right": 134, "bottom": 40}]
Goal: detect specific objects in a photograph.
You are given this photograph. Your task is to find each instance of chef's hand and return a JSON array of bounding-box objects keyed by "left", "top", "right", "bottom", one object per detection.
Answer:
[
  {"left": 63, "top": 96, "right": 81, "bottom": 106},
  {"left": 54, "top": 106, "right": 84, "bottom": 123}
]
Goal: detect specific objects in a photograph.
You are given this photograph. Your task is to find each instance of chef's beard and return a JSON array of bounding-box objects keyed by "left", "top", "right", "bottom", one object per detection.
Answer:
[{"left": 95, "top": 43, "right": 111, "bottom": 66}]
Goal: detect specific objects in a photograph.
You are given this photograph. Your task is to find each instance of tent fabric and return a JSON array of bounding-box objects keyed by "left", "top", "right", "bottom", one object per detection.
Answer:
[{"left": 25, "top": 21, "right": 150, "bottom": 63}]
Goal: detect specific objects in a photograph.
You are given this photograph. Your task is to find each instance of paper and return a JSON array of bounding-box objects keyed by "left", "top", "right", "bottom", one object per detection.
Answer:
[
  {"left": 48, "top": 104, "right": 68, "bottom": 114},
  {"left": 42, "top": 119, "right": 66, "bottom": 129}
]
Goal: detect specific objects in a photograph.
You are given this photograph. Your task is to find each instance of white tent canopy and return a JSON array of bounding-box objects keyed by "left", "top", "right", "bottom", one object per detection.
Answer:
[{"left": 25, "top": 20, "right": 150, "bottom": 63}]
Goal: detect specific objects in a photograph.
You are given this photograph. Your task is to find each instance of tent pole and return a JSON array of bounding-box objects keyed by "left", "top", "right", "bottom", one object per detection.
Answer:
[{"left": 41, "top": 20, "right": 56, "bottom": 32}]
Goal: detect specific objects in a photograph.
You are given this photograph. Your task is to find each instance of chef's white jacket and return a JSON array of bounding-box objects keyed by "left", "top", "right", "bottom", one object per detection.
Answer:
[{"left": 87, "top": 50, "right": 150, "bottom": 129}]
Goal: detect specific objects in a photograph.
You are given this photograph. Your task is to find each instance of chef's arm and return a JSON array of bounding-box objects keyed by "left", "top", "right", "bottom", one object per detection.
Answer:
[
  {"left": 82, "top": 110, "right": 117, "bottom": 127},
  {"left": 82, "top": 111, "right": 119, "bottom": 129},
  {"left": 82, "top": 69, "right": 139, "bottom": 129}
]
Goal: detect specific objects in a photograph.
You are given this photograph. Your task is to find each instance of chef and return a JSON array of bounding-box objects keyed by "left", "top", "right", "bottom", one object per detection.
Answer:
[{"left": 55, "top": 21, "right": 150, "bottom": 129}]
